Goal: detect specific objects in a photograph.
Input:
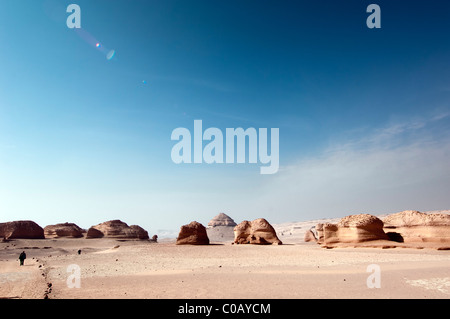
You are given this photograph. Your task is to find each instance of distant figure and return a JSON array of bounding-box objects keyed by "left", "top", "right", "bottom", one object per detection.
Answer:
[
  {"left": 77, "top": 249, "right": 81, "bottom": 255},
  {"left": 19, "top": 251, "right": 26, "bottom": 266},
  {"left": 151, "top": 235, "right": 158, "bottom": 243}
]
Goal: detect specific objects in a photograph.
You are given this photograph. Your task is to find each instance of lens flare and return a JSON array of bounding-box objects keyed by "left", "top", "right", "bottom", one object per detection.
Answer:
[
  {"left": 106, "top": 50, "right": 115, "bottom": 60},
  {"left": 73, "top": 29, "right": 116, "bottom": 61}
]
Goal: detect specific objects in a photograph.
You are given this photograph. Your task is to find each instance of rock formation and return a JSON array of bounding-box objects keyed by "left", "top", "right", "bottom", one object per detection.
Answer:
[
  {"left": 304, "top": 228, "right": 317, "bottom": 242},
  {"left": 176, "top": 221, "right": 209, "bottom": 245},
  {"left": 129, "top": 225, "right": 149, "bottom": 239},
  {"left": 86, "top": 220, "right": 149, "bottom": 239},
  {"left": 86, "top": 227, "right": 104, "bottom": 238},
  {"left": 207, "top": 213, "right": 237, "bottom": 227},
  {"left": 206, "top": 213, "right": 237, "bottom": 242},
  {"left": 317, "top": 214, "right": 389, "bottom": 245},
  {"left": 44, "top": 223, "right": 84, "bottom": 238},
  {"left": 0, "top": 220, "right": 45, "bottom": 239},
  {"left": 234, "top": 218, "right": 282, "bottom": 245},
  {"left": 383, "top": 210, "right": 450, "bottom": 243}
]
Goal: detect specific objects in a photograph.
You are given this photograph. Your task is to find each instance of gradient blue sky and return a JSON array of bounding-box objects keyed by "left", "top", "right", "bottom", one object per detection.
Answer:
[{"left": 1, "top": 0, "right": 450, "bottom": 236}]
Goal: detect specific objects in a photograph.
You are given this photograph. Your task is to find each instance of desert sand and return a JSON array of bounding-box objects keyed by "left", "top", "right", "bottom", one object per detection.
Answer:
[{"left": 1, "top": 231, "right": 449, "bottom": 299}]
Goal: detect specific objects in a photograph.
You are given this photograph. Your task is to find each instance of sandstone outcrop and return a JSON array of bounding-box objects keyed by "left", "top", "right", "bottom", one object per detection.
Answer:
[
  {"left": 0, "top": 220, "right": 45, "bottom": 239},
  {"left": 317, "top": 214, "right": 388, "bottom": 245},
  {"left": 86, "top": 227, "right": 104, "bottom": 238},
  {"left": 44, "top": 223, "right": 84, "bottom": 238},
  {"left": 86, "top": 220, "right": 149, "bottom": 239},
  {"left": 176, "top": 221, "right": 209, "bottom": 245},
  {"left": 207, "top": 213, "right": 237, "bottom": 227},
  {"left": 383, "top": 210, "right": 450, "bottom": 243},
  {"left": 304, "top": 228, "right": 317, "bottom": 242},
  {"left": 234, "top": 218, "right": 282, "bottom": 245}
]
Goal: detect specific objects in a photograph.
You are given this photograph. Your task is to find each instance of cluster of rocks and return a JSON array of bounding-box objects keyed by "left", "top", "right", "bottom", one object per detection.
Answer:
[
  {"left": 305, "top": 210, "right": 450, "bottom": 249},
  {"left": 0, "top": 220, "right": 152, "bottom": 241},
  {"left": 3, "top": 210, "right": 448, "bottom": 250},
  {"left": 176, "top": 213, "right": 282, "bottom": 245}
]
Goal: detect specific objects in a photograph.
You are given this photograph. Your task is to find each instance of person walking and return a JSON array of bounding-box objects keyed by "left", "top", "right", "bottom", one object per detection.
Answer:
[{"left": 19, "top": 251, "right": 26, "bottom": 266}]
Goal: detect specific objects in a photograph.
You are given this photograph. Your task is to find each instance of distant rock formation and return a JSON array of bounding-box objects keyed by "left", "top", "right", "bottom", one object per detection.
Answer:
[
  {"left": 86, "top": 220, "right": 149, "bottom": 239},
  {"left": 0, "top": 220, "right": 45, "bottom": 239},
  {"left": 176, "top": 221, "right": 209, "bottom": 245},
  {"left": 234, "top": 218, "right": 282, "bottom": 245},
  {"left": 383, "top": 210, "right": 450, "bottom": 243},
  {"left": 317, "top": 214, "right": 389, "bottom": 245},
  {"left": 44, "top": 223, "right": 84, "bottom": 238},
  {"left": 304, "top": 228, "right": 317, "bottom": 242},
  {"left": 207, "top": 213, "right": 237, "bottom": 242},
  {"left": 130, "top": 225, "right": 149, "bottom": 239},
  {"left": 208, "top": 213, "right": 237, "bottom": 227}
]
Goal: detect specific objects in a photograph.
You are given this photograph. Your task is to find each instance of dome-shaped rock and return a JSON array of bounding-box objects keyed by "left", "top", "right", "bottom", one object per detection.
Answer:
[
  {"left": 86, "top": 220, "right": 149, "bottom": 239},
  {"left": 234, "top": 218, "right": 282, "bottom": 245},
  {"left": 207, "top": 213, "right": 237, "bottom": 227},
  {"left": 176, "top": 221, "right": 209, "bottom": 245},
  {"left": 319, "top": 214, "right": 388, "bottom": 245},
  {"left": 0, "top": 220, "right": 45, "bottom": 239}
]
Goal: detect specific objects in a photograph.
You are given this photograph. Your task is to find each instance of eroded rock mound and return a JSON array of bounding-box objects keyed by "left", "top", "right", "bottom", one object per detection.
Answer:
[
  {"left": 129, "top": 225, "right": 150, "bottom": 239},
  {"left": 207, "top": 213, "right": 237, "bottom": 242},
  {"left": 176, "top": 221, "right": 209, "bottom": 245},
  {"left": 304, "top": 229, "right": 317, "bottom": 242},
  {"left": 234, "top": 218, "right": 282, "bottom": 245},
  {"left": 86, "top": 220, "right": 149, "bottom": 239},
  {"left": 0, "top": 220, "right": 45, "bottom": 239},
  {"left": 317, "top": 214, "right": 388, "bottom": 245},
  {"left": 44, "top": 223, "right": 84, "bottom": 238},
  {"left": 86, "top": 227, "right": 104, "bottom": 238},
  {"left": 207, "top": 213, "right": 237, "bottom": 227},
  {"left": 383, "top": 210, "right": 450, "bottom": 243}
]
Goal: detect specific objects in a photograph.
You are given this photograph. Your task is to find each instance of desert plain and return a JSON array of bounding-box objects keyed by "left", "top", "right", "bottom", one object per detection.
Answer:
[{"left": 1, "top": 218, "right": 449, "bottom": 299}]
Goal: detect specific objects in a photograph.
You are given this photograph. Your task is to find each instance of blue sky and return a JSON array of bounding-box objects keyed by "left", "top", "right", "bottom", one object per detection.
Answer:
[{"left": 1, "top": 0, "right": 450, "bottom": 236}]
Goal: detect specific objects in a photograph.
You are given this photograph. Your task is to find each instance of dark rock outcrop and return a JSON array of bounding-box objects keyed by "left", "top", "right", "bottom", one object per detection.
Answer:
[
  {"left": 176, "top": 221, "right": 209, "bottom": 245},
  {"left": 0, "top": 220, "right": 45, "bottom": 239}
]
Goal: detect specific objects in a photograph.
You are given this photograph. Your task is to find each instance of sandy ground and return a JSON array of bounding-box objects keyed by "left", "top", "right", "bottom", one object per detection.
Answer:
[{"left": 1, "top": 237, "right": 449, "bottom": 299}]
